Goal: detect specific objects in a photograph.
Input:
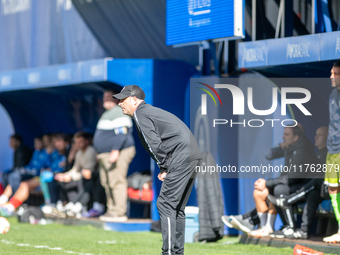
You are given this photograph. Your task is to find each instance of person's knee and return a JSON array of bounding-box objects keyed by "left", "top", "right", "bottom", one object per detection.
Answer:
[
  {"left": 253, "top": 189, "right": 268, "bottom": 200},
  {"left": 273, "top": 186, "right": 281, "bottom": 196},
  {"left": 253, "top": 189, "right": 259, "bottom": 199},
  {"left": 273, "top": 185, "right": 289, "bottom": 197},
  {"left": 27, "top": 179, "right": 40, "bottom": 190},
  {"left": 19, "top": 181, "right": 29, "bottom": 192},
  {"left": 157, "top": 195, "right": 171, "bottom": 215},
  {"left": 108, "top": 173, "right": 126, "bottom": 189},
  {"left": 8, "top": 171, "right": 21, "bottom": 183}
]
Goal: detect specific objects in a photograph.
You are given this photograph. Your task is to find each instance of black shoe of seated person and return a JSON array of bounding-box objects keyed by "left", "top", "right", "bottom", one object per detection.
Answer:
[{"left": 283, "top": 228, "right": 308, "bottom": 240}]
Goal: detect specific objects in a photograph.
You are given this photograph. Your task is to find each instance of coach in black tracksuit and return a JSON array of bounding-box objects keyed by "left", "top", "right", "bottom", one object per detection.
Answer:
[{"left": 113, "top": 85, "right": 202, "bottom": 255}]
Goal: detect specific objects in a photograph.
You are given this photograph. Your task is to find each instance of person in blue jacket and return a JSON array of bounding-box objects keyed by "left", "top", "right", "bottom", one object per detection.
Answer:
[
  {"left": 0, "top": 136, "right": 50, "bottom": 204},
  {"left": 0, "top": 133, "right": 70, "bottom": 216}
]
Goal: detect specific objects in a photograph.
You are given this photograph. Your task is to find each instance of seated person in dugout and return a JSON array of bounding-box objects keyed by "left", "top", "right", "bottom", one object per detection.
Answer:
[
  {"left": 0, "top": 133, "right": 70, "bottom": 217},
  {"left": 267, "top": 126, "right": 328, "bottom": 239},
  {"left": 1, "top": 134, "right": 33, "bottom": 195},
  {"left": 42, "top": 133, "right": 55, "bottom": 155},
  {"left": 41, "top": 133, "right": 72, "bottom": 206},
  {"left": 54, "top": 132, "right": 105, "bottom": 217},
  {"left": 222, "top": 124, "right": 319, "bottom": 239},
  {"left": 0, "top": 135, "right": 50, "bottom": 204},
  {"left": 10, "top": 134, "right": 32, "bottom": 169}
]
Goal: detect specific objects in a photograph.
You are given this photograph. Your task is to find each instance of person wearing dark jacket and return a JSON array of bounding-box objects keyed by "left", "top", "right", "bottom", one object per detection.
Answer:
[
  {"left": 267, "top": 126, "right": 328, "bottom": 239},
  {"left": 266, "top": 127, "right": 318, "bottom": 238},
  {"left": 10, "top": 134, "right": 32, "bottom": 168},
  {"left": 0, "top": 134, "right": 32, "bottom": 203},
  {"left": 0, "top": 133, "right": 70, "bottom": 217},
  {"left": 0, "top": 136, "right": 50, "bottom": 204},
  {"left": 93, "top": 90, "right": 136, "bottom": 222},
  {"left": 114, "top": 85, "right": 202, "bottom": 255},
  {"left": 247, "top": 125, "right": 318, "bottom": 238}
]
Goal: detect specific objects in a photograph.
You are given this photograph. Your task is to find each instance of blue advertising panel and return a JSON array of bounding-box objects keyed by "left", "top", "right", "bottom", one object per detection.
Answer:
[
  {"left": 267, "top": 38, "right": 292, "bottom": 66},
  {"left": 238, "top": 31, "right": 340, "bottom": 69},
  {"left": 166, "top": 0, "right": 244, "bottom": 45},
  {"left": 266, "top": 35, "right": 320, "bottom": 66},
  {"left": 0, "top": 59, "right": 109, "bottom": 91},
  {"left": 239, "top": 33, "right": 324, "bottom": 68},
  {"left": 290, "top": 34, "right": 320, "bottom": 64},
  {"left": 320, "top": 31, "right": 340, "bottom": 61},
  {"left": 238, "top": 40, "right": 268, "bottom": 68}
]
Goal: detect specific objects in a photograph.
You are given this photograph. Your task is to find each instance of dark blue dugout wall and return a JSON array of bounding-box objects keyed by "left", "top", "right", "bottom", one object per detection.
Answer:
[{"left": 0, "top": 58, "right": 197, "bottom": 220}]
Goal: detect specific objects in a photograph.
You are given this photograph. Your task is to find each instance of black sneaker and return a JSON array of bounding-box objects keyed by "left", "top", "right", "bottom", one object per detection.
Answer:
[
  {"left": 267, "top": 194, "right": 289, "bottom": 208},
  {"left": 269, "top": 226, "right": 294, "bottom": 238},
  {"left": 285, "top": 229, "right": 308, "bottom": 239}
]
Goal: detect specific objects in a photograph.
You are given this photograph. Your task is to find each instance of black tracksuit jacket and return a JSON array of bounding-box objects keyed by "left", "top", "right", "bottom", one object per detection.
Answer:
[
  {"left": 265, "top": 135, "right": 319, "bottom": 188},
  {"left": 132, "top": 101, "right": 201, "bottom": 173}
]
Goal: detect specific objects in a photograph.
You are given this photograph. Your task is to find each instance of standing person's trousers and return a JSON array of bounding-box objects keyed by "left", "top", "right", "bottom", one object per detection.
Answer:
[
  {"left": 98, "top": 146, "right": 136, "bottom": 216},
  {"left": 157, "top": 159, "right": 200, "bottom": 255}
]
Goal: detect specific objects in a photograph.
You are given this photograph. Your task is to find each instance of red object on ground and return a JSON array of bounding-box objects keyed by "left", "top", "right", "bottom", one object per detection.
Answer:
[
  {"left": 293, "top": 244, "right": 324, "bottom": 255},
  {"left": 0, "top": 183, "right": 4, "bottom": 195},
  {"left": 128, "top": 187, "right": 152, "bottom": 202}
]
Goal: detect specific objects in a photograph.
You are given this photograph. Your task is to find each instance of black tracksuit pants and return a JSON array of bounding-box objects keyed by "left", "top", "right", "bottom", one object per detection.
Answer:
[
  {"left": 301, "top": 188, "right": 324, "bottom": 232},
  {"left": 287, "top": 178, "right": 324, "bottom": 233},
  {"left": 157, "top": 159, "right": 200, "bottom": 255},
  {"left": 273, "top": 180, "right": 324, "bottom": 232},
  {"left": 272, "top": 183, "right": 304, "bottom": 228}
]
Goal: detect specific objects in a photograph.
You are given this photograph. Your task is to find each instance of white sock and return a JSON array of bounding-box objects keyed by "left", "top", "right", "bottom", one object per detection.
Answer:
[
  {"left": 6, "top": 203, "right": 15, "bottom": 213},
  {"left": 0, "top": 194, "right": 9, "bottom": 204},
  {"left": 72, "top": 202, "right": 83, "bottom": 214},
  {"left": 65, "top": 202, "right": 74, "bottom": 211},
  {"left": 56, "top": 200, "right": 64, "bottom": 211},
  {"left": 265, "top": 213, "right": 277, "bottom": 232},
  {"left": 93, "top": 202, "right": 105, "bottom": 213},
  {"left": 338, "top": 225, "right": 340, "bottom": 234},
  {"left": 257, "top": 212, "right": 268, "bottom": 227}
]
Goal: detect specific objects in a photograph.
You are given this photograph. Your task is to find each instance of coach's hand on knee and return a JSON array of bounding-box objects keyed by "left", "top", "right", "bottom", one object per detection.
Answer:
[{"left": 158, "top": 172, "right": 167, "bottom": 181}]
